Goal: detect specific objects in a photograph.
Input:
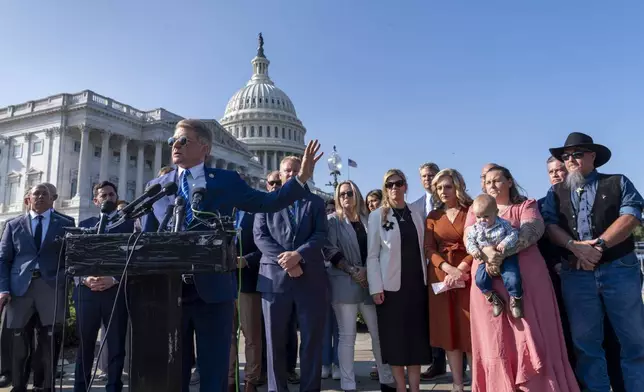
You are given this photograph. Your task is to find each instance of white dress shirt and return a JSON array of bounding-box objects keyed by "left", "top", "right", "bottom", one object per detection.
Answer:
[
  {"left": 178, "top": 164, "right": 207, "bottom": 194},
  {"left": 424, "top": 192, "right": 434, "bottom": 218}
]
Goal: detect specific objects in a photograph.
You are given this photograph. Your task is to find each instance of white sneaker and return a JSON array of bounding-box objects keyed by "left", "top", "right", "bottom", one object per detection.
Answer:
[
  {"left": 321, "top": 365, "right": 331, "bottom": 379},
  {"left": 332, "top": 364, "right": 341, "bottom": 380}
]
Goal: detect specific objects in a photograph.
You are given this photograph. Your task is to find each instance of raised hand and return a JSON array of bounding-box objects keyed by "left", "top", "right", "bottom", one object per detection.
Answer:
[{"left": 297, "top": 140, "right": 323, "bottom": 184}]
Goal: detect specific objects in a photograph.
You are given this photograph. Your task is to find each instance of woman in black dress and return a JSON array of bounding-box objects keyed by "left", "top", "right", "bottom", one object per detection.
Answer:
[{"left": 366, "top": 169, "right": 431, "bottom": 392}]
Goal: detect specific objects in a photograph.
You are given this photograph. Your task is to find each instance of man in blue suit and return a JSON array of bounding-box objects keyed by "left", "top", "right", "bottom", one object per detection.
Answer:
[
  {"left": 142, "top": 119, "right": 322, "bottom": 392},
  {"left": 254, "top": 156, "right": 329, "bottom": 392},
  {"left": 0, "top": 183, "right": 74, "bottom": 392},
  {"left": 73, "top": 181, "right": 134, "bottom": 392}
]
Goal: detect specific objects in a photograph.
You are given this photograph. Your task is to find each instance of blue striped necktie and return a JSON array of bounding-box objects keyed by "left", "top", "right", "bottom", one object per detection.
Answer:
[
  {"left": 180, "top": 169, "right": 193, "bottom": 226},
  {"left": 287, "top": 202, "right": 297, "bottom": 228}
]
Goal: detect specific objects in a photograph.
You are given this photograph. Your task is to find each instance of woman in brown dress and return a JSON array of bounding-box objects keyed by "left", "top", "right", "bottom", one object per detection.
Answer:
[{"left": 424, "top": 169, "right": 473, "bottom": 392}]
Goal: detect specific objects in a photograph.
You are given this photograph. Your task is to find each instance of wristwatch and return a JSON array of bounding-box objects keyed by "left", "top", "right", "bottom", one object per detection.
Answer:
[{"left": 596, "top": 238, "right": 608, "bottom": 251}]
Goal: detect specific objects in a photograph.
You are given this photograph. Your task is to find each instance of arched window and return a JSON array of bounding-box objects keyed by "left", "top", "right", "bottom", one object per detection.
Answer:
[
  {"left": 275, "top": 127, "right": 279, "bottom": 138},
  {"left": 242, "top": 127, "right": 247, "bottom": 138},
  {"left": 282, "top": 128, "right": 285, "bottom": 138},
  {"left": 288, "top": 129, "right": 292, "bottom": 140},
  {"left": 267, "top": 127, "right": 271, "bottom": 137},
  {"left": 259, "top": 126, "right": 263, "bottom": 137},
  {"left": 251, "top": 126, "right": 255, "bottom": 137}
]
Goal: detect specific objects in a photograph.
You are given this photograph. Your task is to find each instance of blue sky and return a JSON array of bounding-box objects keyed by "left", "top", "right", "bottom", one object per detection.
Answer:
[{"left": 1, "top": 1, "right": 642, "bottom": 201}]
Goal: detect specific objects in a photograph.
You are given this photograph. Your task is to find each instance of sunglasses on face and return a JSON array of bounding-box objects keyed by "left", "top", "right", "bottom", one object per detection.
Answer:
[
  {"left": 339, "top": 191, "right": 354, "bottom": 198},
  {"left": 561, "top": 151, "right": 587, "bottom": 161},
  {"left": 385, "top": 180, "right": 405, "bottom": 189},
  {"left": 267, "top": 180, "right": 282, "bottom": 186},
  {"left": 167, "top": 136, "right": 188, "bottom": 147}
]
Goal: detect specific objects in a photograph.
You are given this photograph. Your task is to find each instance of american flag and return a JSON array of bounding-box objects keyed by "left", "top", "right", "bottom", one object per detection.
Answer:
[{"left": 348, "top": 159, "right": 358, "bottom": 168}]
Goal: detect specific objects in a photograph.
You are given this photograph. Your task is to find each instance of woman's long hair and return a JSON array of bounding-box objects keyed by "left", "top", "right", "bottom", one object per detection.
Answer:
[
  {"left": 334, "top": 180, "right": 368, "bottom": 222},
  {"left": 431, "top": 168, "right": 473, "bottom": 210},
  {"left": 484, "top": 165, "right": 527, "bottom": 205},
  {"left": 365, "top": 189, "right": 383, "bottom": 212},
  {"left": 380, "top": 169, "right": 408, "bottom": 224}
]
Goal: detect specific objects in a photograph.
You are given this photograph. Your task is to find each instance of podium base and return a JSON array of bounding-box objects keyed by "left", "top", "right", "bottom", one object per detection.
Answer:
[{"left": 128, "top": 274, "right": 183, "bottom": 392}]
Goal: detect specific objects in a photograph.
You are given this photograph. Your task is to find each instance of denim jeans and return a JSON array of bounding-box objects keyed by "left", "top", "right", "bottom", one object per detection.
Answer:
[
  {"left": 322, "top": 305, "right": 339, "bottom": 367},
  {"left": 475, "top": 254, "right": 523, "bottom": 297},
  {"left": 561, "top": 252, "right": 644, "bottom": 392}
]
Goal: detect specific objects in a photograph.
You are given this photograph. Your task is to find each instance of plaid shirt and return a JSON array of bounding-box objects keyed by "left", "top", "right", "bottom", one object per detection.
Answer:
[{"left": 466, "top": 216, "right": 519, "bottom": 256}]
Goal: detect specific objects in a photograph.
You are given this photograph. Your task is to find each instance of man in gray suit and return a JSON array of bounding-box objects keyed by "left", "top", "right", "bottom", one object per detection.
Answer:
[
  {"left": 0, "top": 183, "right": 74, "bottom": 392},
  {"left": 254, "top": 156, "right": 329, "bottom": 392}
]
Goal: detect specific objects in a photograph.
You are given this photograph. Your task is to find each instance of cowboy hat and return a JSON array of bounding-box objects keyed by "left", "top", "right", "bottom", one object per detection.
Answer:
[{"left": 549, "top": 132, "right": 612, "bottom": 168}]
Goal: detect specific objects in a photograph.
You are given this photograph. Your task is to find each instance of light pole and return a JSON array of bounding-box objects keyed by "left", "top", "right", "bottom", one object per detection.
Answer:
[{"left": 326, "top": 145, "right": 342, "bottom": 190}]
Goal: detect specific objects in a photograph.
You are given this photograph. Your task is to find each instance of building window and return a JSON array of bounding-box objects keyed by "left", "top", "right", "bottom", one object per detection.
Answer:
[
  {"left": 113, "top": 151, "right": 120, "bottom": 163},
  {"left": 259, "top": 126, "right": 263, "bottom": 137},
  {"left": 235, "top": 127, "right": 239, "bottom": 138},
  {"left": 127, "top": 182, "right": 136, "bottom": 201},
  {"left": 145, "top": 160, "right": 152, "bottom": 170},
  {"left": 129, "top": 155, "right": 137, "bottom": 167},
  {"left": 282, "top": 128, "right": 285, "bottom": 138},
  {"left": 70, "top": 178, "right": 78, "bottom": 198},
  {"left": 250, "top": 126, "right": 255, "bottom": 137},
  {"left": 288, "top": 129, "right": 292, "bottom": 140},
  {"left": 73, "top": 141, "right": 81, "bottom": 152},
  {"left": 275, "top": 127, "right": 278, "bottom": 138},
  {"left": 94, "top": 146, "right": 102, "bottom": 158},
  {"left": 242, "top": 127, "right": 247, "bottom": 138},
  {"left": 31, "top": 140, "right": 43, "bottom": 155},
  {"left": 12, "top": 144, "right": 23, "bottom": 158},
  {"left": 27, "top": 173, "right": 42, "bottom": 188},
  {"left": 267, "top": 127, "right": 271, "bottom": 137},
  {"left": 9, "top": 179, "right": 20, "bottom": 204}
]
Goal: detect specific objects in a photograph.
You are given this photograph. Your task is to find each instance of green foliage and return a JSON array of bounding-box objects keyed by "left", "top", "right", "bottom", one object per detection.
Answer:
[
  {"left": 64, "top": 289, "right": 78, "bottom": 347},
  {"left": 634, "top": 225, "right": 644, "bottom": 242}
]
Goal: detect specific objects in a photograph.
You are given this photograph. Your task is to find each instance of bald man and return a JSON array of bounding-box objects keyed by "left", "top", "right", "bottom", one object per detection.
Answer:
[{"left": 42, "top": 183, "right": 75, "bottom": 225}]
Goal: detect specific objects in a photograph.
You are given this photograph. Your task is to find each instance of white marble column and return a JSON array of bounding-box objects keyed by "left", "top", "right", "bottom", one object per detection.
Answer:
[
  {"left": 99, "top": 131, "right": 111, "bottom": 181},
  {"left": 136, "top": 143, "right": 145, "bottom": 195},
  {"left": 0, "top": 137, "right": 10, "bottom": 210},
  {"left": 74, "top": 126, "right": 90, "bottom": 199},
  {"left": 262, "top": 150, "right": 267, "bottom": 173},
  {"left": 154, "top": 139, "right": 163, "bottom": 175},
  {"left": 272, "top": 151, "right": 278, "bottom": 173},
  {"left": 118, "top": 137, "right": 129, "bottom": 196}
]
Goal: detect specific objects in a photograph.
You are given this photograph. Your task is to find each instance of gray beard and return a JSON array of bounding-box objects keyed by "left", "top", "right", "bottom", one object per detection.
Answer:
[{"left": 565, "top": 170, "right": 586, "bottom": 190}]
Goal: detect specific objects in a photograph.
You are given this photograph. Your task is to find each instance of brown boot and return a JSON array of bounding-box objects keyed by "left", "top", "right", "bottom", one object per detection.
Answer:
[
  {"left": 485, "top": 292, "right": 504, "bottom": 317},
  {"left": 510, "top": 296, "right": 524, "bottom": 319}
]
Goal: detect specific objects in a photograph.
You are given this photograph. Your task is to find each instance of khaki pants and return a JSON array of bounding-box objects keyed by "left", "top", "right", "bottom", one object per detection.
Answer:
[{"left": 229, "top": 292, "right": 263, "bottom": 386}]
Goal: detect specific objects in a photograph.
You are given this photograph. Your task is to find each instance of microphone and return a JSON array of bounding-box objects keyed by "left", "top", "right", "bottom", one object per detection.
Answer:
[
  {"left": 128, "top": 182, "right": 178, "bottom": 220},
  {"left": 111, "top": 183, "right": 162, "bottom": 222},
  {"left": 97, "top": 200, "right": 117, "bottom": 234},
  {"left": 172, "top": 196, "right": 186, "bottom": 232},
  {"left": 191, "top": 187, "right": 207, "bottom": 211},
  {"left": 157, "top": 204, "right": 175, "bottom": 233}
]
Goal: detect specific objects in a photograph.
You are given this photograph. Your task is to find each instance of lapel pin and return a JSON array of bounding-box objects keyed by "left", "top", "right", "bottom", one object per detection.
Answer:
[{"left": 209, "top": 173, "right": 214, "bottom": 178}]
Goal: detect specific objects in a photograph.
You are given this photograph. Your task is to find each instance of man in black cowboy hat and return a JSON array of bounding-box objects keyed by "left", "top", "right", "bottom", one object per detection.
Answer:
[{"left": 541, "top": 132, "right": 644, "bottom": 392}]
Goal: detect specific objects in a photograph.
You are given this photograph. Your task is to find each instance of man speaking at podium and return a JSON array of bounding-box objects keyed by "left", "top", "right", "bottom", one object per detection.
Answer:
[{"left": 143, "top": 119, "right": 322, "bottom": 392}]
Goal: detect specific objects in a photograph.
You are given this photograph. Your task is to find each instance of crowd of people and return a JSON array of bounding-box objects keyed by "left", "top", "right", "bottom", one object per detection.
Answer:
[{"left": 0, "top": 120, "right": 642, "bottom": 392}]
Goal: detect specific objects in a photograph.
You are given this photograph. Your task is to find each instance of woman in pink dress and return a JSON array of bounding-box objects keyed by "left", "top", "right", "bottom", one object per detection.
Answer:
[{"left": 464, "top": 165, "right": 578, "bottom": 392}]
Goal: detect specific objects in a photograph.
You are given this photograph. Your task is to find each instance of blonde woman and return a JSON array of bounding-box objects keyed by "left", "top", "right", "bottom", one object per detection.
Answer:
[
  {"left": 367, "top": 170, "right": 431, "bottom": 392},
  {"left": 424, "top": 169, "right": 473, "bottom": 392},
  {"left": 324, "top": 181, "right": 396, "bottom": 392}
]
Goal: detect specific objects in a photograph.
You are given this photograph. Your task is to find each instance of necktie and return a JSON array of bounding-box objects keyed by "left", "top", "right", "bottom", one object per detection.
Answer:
[
  {"left": 180, "top": 169, "right": 193, "bottom": 226},
  {"left": 287, "top": 202, "right": 297, "bottom": 229},
  {"left": 34, "top": 215, "right": 43, "bottom": 252}
]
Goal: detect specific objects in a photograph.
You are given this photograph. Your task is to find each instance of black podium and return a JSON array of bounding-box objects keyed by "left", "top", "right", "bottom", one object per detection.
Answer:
[{"left": 65, "top": 231, "right": 237, "bottom": 391}]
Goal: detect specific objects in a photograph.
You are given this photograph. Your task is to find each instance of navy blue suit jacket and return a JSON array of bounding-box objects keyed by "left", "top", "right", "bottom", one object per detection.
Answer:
[
  {"left": 237, "top": 212, "right": 262, "bottom": 293},
  {"left": 142, "top": 166, "right": 308, "bottom": 303},
  {"left": 254, "top": 193, "right": 328, "bottom": 294},
  {"left": 0, "top": 213, "right": 74, "bottom": 296}
]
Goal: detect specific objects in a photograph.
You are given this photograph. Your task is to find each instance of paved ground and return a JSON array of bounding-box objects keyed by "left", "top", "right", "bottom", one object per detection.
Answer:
[{"left": 0, "top": 333, "right": 469, "bottom": 391}]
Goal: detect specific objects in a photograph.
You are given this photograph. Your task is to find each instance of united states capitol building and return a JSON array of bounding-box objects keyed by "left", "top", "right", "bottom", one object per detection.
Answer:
[{"left": 0, "top": 34, "right": 330, "bottom": 223}]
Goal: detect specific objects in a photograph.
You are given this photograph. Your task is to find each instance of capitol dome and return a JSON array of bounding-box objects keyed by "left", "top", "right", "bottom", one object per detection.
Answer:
[{"left": 220, "top": 33, "right": 306, "bottom": 175}]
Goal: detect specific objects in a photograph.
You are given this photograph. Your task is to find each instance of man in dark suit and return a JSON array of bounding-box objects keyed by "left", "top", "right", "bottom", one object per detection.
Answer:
[
  {"left": 73, "top": 181, "right": 134, "bottom": 392},
  {"left": 0, "top": 183, "right": 74, "bottom": 392},
  {"left": 254, "top": 156, "right": 329, "bottom": 392},
  {"left": 142, "top": 119, "right": 321, "bottom": 392}
]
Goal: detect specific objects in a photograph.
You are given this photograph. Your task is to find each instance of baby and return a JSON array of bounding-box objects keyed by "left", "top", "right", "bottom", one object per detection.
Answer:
[{"left": 466, "top": 194, "right": 523, "bottom": 319}]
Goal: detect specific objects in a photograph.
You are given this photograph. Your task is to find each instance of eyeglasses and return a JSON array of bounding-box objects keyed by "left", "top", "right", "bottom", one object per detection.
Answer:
[
  {"left": 339, "top": 191, "right": 354, "bottom": 198},
  {"left": 560, "top": 151, "right": 587, "bottom": 161},
  {"left": 267, "top": 180, "right": 282, "bottom": 186},
  {"left": 167, "top": 136, "right": 188, "bottom": 147},
  {"left": 385, "top": 180, "right": 406, "bottom": 189}
]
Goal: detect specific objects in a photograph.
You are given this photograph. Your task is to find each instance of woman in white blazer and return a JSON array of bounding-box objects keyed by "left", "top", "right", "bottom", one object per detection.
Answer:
[
  {"left": 367, "top": 169, "right": 431, "bottom": 392},
  {"left": 324, "top": 181, "right": 396, "bottom": 392}
]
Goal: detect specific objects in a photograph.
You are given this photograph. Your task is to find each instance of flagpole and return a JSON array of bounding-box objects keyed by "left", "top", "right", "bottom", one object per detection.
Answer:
[{"left": 348, "top": 164, "right": 350, "bottom": 181}]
